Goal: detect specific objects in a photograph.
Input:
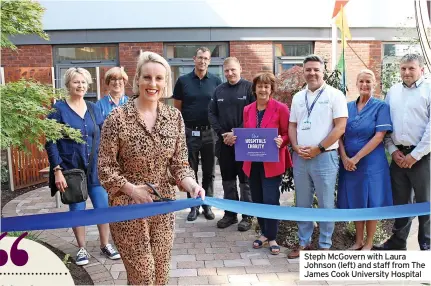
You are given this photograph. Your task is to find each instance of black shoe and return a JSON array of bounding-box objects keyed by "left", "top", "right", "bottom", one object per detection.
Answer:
[
  {"left": 373, "top": 241, "right": 407, "bottom": 251},
  {"left": 238, "top": 217, "right": 252, "bottom": 232},
  {"left": 187, "top": 207, "right": 199, "bottom": 221},
  {"left": 217, "top": 214, "right": 238, "bottom": 229},
  {"left": 202, "top": 206, "right": 215, "bottom": 220}
]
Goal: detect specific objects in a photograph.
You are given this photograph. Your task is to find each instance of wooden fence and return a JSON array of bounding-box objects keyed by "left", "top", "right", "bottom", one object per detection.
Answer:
[
  {"left": 11, "top": 143, "right": 49, "bottom": 189},
  {"left": 2, "top": 66, "right": 53, "bottom": 190}
]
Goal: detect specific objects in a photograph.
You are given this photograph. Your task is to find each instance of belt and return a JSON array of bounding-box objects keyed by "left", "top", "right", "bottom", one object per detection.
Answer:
[
  {"left": 323, "top": 149, "right": 337, "bottom": 153},
  {"left": 186, "top": 125, "right": 212, "bottom": 131},
  {"left": 396, "top": 145, "right": 416, "bottom": 154}
]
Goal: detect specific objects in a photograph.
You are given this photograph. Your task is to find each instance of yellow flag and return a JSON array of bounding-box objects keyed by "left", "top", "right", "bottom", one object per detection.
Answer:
[{"left": 335, "top": 5, "right": 351, "bottom": 47}]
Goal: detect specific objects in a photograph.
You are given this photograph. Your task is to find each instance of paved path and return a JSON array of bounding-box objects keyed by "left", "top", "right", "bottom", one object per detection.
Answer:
[{"left": 2, "top": 166, "right": 422, "bottom": 285}]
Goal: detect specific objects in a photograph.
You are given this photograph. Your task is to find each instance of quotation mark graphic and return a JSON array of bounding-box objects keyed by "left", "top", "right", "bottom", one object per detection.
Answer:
[{"left": 0, "top": 232, "right": 29, "bottom": 267}]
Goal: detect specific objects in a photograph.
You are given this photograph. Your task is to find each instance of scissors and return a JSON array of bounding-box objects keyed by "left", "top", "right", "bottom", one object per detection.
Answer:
[{"left": 145, "top": 182, "right": 174, "bottom": 202}]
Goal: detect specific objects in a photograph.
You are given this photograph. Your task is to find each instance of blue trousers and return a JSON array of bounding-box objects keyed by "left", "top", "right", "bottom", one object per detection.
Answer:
[
  {"left": 69, "top": 185, "right": 109, "bottom": 211},
  {"left": 249, "top": 162, "right": 282, "bottom": 241},
  {"left": 293, "top": 151, "right": 338, "bottom": 249}
]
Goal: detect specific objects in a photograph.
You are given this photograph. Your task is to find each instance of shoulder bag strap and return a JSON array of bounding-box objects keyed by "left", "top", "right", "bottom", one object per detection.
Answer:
[{"left": 85, "top": 101, "right": 98, "bottom": 177}]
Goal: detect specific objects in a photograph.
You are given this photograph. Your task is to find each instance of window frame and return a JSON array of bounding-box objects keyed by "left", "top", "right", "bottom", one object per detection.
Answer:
[
  {"left": 162, "top": 42, "right": 229, "bottom": 106},
  {"left": 164, "top": 42, "right": 229, "bottom": 66},
  {"left": 53, "top": 44, "right": 119, "bottom": 65},
  {"left": 380, "top": 42, "right": 430, "bottom": 94},
  {"left": 273, "top": 42, "right": 314, "bottom": 74},
  {"left": 53, "top": 45, "right": 120, "bottom": 99}
]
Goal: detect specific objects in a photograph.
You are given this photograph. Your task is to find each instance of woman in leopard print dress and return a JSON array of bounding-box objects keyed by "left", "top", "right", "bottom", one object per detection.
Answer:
[{"left": 98, "top": 51, "right": 205, "bottom": 285}]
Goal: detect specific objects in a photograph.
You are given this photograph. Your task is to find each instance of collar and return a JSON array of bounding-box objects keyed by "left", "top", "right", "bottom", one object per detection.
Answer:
[
  {"left": 108, "top": 94, "right": 126, "bottom": 106},
  {"left": 402, "top": 77, "right": 424, "bottom": 89},
  {"left": 228, "top": 78, "right": 242, "bottom": 86},
  {"left": 306, "top": 83, "right": 326, "bottom": 95},
  {"left": 355, "top": 95, "right": 373, "bottom": 106},
  {"left": 192, "top": 69, "right": 209, "bottom": 79},
  {"left": 125, "top": 98, "right": 169, "bottom": 121}
]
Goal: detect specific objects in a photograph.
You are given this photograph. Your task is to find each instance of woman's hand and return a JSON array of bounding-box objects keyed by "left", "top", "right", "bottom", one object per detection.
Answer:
[
  {"left": 189, "top": 185, "right": 206, "bottom": 200},
  {"left": 54, "top": 170, "right": 68, "bottom": 192},
  {"left": 274, "top": 135, "right": 283, "bottom": 148},
  {"left": 129, "top": 184, "right": 157, "bottom": 204},
  {"left": 342, "top": 156, "right": 357, "bottom": 172}
]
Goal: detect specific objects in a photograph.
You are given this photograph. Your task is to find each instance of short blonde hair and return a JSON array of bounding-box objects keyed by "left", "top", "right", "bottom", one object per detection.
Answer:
[
  {"left": 357, "top": 69, "right": 376, "bottom": 82},
  {"left": 223, "top": 57, "right": 240, "bottom": 66},
  {"left": 64, "top": 67, "right": 92, "bottom": 89},
  {"left": 133, "top": 51, "right": 172, "bottom": 98},
  {"left": 105, "top": 67, "right": 128, "bottom": 85}
]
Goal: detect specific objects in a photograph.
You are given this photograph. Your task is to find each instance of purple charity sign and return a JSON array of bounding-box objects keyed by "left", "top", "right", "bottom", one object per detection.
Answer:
[{"left": 233, "top": 128, "right": 279, "bottom": 162}]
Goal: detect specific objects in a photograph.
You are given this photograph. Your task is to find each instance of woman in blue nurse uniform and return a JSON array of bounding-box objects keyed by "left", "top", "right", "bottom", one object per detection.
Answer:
[{"left": 337, "top": 69, "right": 393, "bottom": 251}]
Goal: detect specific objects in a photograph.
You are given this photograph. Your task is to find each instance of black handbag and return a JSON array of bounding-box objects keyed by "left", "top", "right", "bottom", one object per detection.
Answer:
[{"left": 59, "top": 101, "right": 98, "bottom": 205}]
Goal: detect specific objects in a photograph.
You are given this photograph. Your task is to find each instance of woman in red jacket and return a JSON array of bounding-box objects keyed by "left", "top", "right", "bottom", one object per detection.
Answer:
[{"left": 242, "top": 72, "right": 292, "bottom": 255}]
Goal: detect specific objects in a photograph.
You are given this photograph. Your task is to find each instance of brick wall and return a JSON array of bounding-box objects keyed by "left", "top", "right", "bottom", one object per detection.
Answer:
[
  {"left": 3, "top": 67, "right": 53, "bottom": 84},
  {"left": 1, "top": 45, "right": 53, "bottom": 67},
  {"left": 315, "top": 41, "right": 383, "bottom": 101},
  {"left": 119, "top": 42, "right": 163, "bottom": 95},
  {"left": 0, "top": 41, "right": 383, "bottom": 100},
  {"left": 230, "top": 41, "right": 273, "bottom": 81}
]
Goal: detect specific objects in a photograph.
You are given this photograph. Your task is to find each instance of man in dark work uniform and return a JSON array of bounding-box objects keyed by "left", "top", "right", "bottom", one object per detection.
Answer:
[
  {"left": 208, "top": 57, "right": 255, "bottom": 231},
  {"left": 173, "top": 47, "right": 222, "bottom": 221}
]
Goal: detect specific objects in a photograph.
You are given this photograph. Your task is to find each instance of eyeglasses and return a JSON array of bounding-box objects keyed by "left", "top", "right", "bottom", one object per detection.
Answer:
[
  {"left": 196, "top": 56, "right": 210, "bottom": 62},
  {"left": 109, "top": 78, "right": 124, "bottom": 83}
]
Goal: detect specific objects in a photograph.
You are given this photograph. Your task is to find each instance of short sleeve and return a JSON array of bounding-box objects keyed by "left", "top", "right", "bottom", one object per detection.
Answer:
[
  {"left": 289, "top": 97, "right": 298, "bottom": 123},
  {"left": 216, "top": 77, "right": 222, "bottom": 86},
  {"left": 332, "top": 91, "right": 348, "bottom": 119},
  {"left": 375, "top": 102, "right": 393, "bottom": 133},
  {"left": 172, "top": 78, "right": 184, "bottom": 100}
]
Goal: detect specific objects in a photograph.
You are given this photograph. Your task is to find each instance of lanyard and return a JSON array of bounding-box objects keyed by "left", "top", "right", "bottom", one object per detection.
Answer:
[{"left": 305, "top": 87, "right": 325, "bottom": 120}]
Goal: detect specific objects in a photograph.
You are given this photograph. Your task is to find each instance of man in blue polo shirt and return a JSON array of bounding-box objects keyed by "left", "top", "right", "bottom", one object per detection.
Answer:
[{"left": 173, "top": 47, "right": 222, "bottom": 221}]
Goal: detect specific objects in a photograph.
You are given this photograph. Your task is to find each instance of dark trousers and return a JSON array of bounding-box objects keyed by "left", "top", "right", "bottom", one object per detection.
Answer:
[
  {"left": 219, "top": 142, "right": 252, "bottom": 217},
  {"left": 185, "top": 128, "right": 215, "bottom": 201},
  {"left": 388, "top": 154, "right": 430, "bottom": 249},
  {"left": 249, "top": 162, "right": 282, "bottom": 241}
]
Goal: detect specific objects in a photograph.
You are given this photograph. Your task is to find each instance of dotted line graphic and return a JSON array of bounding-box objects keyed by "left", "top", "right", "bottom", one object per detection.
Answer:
[{"left": 0, "top": 273, "right": 68, "bottom": 275}]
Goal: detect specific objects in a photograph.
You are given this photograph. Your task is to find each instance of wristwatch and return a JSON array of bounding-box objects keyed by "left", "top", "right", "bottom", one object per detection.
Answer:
[
  {"left": 318, "top": 143, "right": 326, "bottom": 153},
  {"left": 53, "top": 166, "right": 62, "bottom": 173}
]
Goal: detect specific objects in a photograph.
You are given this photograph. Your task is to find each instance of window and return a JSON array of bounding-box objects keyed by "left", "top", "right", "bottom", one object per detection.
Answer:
[
  {"left": 165, "top": 43, "right": 228, "bottom": 83},
  {"left": 54, "top": 45, "right": 119, "bottom": 100},
  {"left": 274, "top": 42, "right": 313, "bottom": 74},
  {"left": 55, "top": 46, "right": 117, "bottom": 63},
  {"left": 381, "top": 43, "right": 428, "bottom": 94},
  {"left": 164, "top": 43, "right": 228, "bottom": 105}
]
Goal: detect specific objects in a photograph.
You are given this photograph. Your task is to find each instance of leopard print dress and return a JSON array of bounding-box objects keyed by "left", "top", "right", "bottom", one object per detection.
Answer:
[{"left": 98, "top": 99, "right": 194, "bottom": 285}]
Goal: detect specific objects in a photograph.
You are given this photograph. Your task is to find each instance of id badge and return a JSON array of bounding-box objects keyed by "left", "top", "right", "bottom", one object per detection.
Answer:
[
  {"left": 192, "top": 130, "right": 201, "bottom": 137},
  {"left": 302, "top": 121, "right": 311, "bottom": 130}
]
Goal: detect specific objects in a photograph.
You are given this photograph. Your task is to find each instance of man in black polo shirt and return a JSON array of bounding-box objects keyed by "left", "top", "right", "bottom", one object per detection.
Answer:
[
  {"left": 209, "top": 57, "right": 255, "bottom": 231},
  {"left": 173, "top": 47, "right": 222, "bottom": 221}
]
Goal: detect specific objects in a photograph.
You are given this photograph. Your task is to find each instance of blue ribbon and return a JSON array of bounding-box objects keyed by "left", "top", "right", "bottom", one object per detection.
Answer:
[
  {"left": 1, "top": 198, "right": 429, "bottom": 232},
  {"left": 1, "top": 199, "right": 202, "bottom": 232},
  {"left": 205, "top": 198, "right": 430, "bottom": 222}
]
